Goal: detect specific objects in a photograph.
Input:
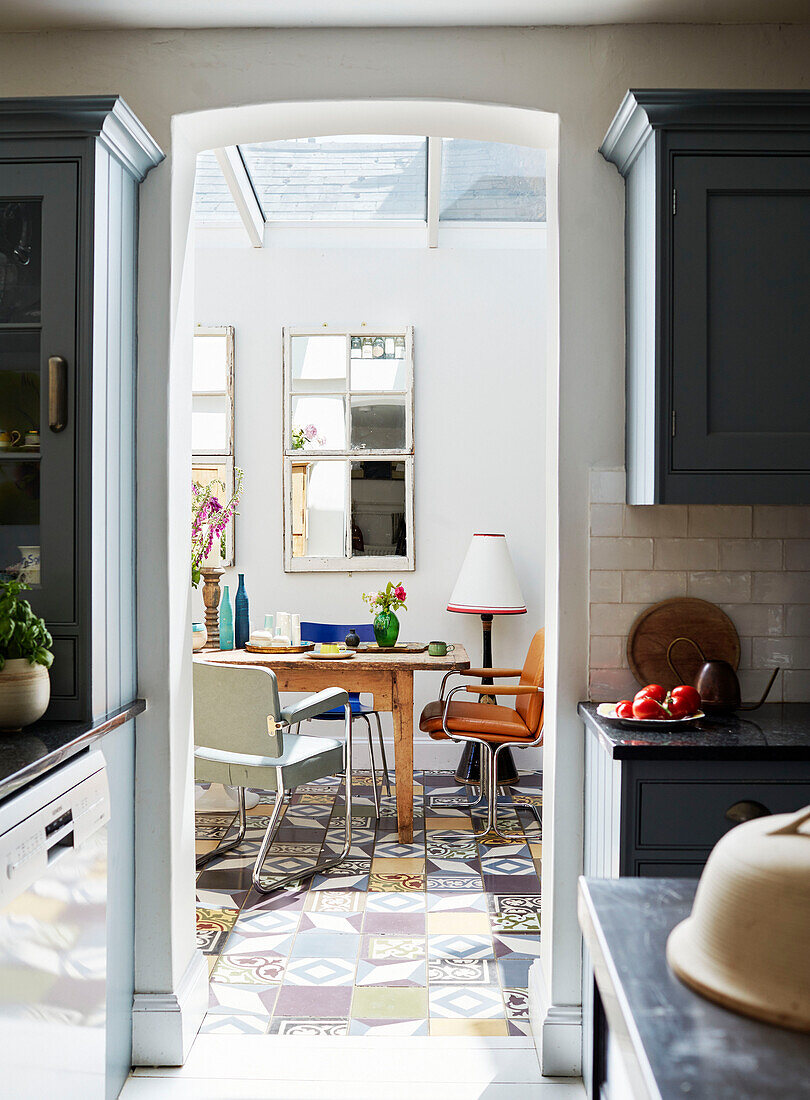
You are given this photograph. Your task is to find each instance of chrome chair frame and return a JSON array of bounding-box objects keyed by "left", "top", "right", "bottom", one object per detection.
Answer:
[
  {"left": 197, "top": 701, "right": 357, "bottom": 894},
  {"left": 438, "top": 682, "right": 543, "bottom": 844}
]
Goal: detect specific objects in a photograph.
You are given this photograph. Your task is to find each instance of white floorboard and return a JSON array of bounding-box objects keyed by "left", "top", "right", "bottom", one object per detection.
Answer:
[{"left": 122, "top": 1036, "right": 584, "bottom": 1099}]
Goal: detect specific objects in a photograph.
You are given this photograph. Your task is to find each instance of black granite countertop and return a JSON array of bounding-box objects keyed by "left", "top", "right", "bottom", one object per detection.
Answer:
[
  {"left": 0, "top": 698, "right": 145, "bottom": 804},
  {"left": 579, "top": 878, "right": 810, "bottom": 1100},
  {"left": 579, "top": 701, "right": 810, "bottom": 759}
]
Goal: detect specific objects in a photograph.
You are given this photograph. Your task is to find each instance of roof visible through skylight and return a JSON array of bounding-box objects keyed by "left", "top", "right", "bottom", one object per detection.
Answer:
[
  {"left": 193, "top": 135, "right": 547, "bottom": 228},
  {"left": 242, "top": 135, "right": 428, "bottom": 222}
]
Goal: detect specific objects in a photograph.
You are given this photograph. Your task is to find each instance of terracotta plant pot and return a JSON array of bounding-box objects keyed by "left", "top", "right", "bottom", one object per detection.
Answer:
[{"left": 0, "top": 658, "right": 50, "bottom": 731}]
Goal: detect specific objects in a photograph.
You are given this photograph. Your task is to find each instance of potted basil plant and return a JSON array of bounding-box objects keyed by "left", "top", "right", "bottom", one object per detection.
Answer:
[{"left": 0, "top": 580, "right": 53, "bottom": 730}]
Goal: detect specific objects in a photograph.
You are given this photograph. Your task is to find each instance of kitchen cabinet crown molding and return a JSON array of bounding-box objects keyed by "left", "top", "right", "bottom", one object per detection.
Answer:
[
  {"left": 601, "top": 89, "right": 810, "bottom": 174},
  {"left": 0, "top": 95, "right": 164, "bottom": 180}
]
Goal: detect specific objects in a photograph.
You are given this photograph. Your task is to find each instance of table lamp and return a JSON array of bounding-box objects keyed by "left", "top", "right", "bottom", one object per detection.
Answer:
[{"left": 447, "top": 533, "right": 527, "bottom": 786}]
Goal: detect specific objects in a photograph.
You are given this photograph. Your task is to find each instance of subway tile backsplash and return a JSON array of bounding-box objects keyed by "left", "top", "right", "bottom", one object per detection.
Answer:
[{"left": 589, "top": 468, "right": 810, "bottom": 703}]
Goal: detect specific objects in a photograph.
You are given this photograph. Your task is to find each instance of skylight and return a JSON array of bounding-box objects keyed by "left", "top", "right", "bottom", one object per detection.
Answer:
[
  {"left": 241, "top": 135, "right": 428, "bottom": 222},
  {"left": 193, "top": 136, "right": 547, "bottom": 230}
]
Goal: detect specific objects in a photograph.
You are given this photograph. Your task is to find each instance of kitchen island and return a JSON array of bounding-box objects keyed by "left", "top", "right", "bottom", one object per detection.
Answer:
[
  {"left": 579, "top": 701, "right": 810, "bottom": 1095},
  {"left": 579, "top": 877, "right": 810, "bottom": 1100}
]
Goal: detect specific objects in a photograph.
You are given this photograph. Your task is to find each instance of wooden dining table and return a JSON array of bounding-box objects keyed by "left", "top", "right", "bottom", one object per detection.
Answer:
[{"left": 194, "top": 644, "right": 470, "bottom": 842}]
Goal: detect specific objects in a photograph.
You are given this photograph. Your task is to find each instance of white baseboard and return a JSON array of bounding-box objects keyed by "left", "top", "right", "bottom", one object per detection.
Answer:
[
  {"left": 132, "top": 949, "right": 209, "bottom": 1066},
  {"left": 528, "top": 959, "right": 583, "bottom": 1077}
]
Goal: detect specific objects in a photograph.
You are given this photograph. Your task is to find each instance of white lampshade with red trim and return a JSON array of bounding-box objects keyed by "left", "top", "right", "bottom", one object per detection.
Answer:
[{"left": 447, "top": 533, "right": 527, "bottom": 615}]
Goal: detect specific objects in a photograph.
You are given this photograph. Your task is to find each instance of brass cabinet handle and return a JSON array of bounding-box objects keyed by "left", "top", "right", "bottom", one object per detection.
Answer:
[
  {"left": 48, "top": 356, "right": 68, "bottom": 432},
  {"left": 725, "top": 800, "right": 771, "bottom": 825}
]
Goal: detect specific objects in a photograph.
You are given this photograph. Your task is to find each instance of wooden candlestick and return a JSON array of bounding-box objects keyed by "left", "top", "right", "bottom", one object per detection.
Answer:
[{"left": 201, "top": 567, "right": 225, "bottom": 649}]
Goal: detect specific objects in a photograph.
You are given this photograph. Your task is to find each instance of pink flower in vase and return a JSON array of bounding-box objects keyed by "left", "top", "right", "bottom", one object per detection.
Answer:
[
  {"left": 394, "top": 585, "right": 407, "bottom": 601},
  {"left": 304, "top": 424, "right": 319, "bottom": 441}
]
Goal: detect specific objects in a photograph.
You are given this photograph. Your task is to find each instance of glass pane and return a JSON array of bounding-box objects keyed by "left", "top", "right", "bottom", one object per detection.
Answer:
[
  {"left": 193, "top": 333, "right": 229, "bottom": 392},
  {"left": 291, "top": 335, "right": 346, "bottom": 391},
  {"left": 0, "top": 200, "right": 42, "bottom": 323},
  {"left": 193, "top": 151, "right": 241, "bottom": 225},
  {"left": 241, "top": 136, "right": 427, "bottom": 222},
  {"left": 291, "top": 395, "right": 345, "bottom": 450},
  {"left": 291, "top": 459, "right": 346, "bottom": 558},
  {"left": 350, "top": 336, "right": 407, "bottom": 389},
  {"left": 439, "top": 140, "right": 546, "bottom": 222},
  {"left": 0, "top": 460, "right": 40, "bottom": 586},
  {"left": 350, "top": 460, "right": 407, "bottom": 558},
  {"left": 0, "top": 331, "right": 40, "bottom": 444},
  {"left": 192, "top": 394, "right": 230, "bottom": 453},
  {"left": 351, "top": 395, "right": 406, "bottom": 451}
]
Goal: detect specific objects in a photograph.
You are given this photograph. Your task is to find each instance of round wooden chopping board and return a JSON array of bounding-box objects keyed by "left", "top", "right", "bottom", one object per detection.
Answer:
[{"left": 627, "top": 597, "right": 740, "bottom": 691}]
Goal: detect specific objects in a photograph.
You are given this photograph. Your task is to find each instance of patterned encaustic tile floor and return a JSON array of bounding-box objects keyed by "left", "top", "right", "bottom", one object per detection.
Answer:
[{"left": 195, "top": 770, "right": 542, "bottom": 1038}]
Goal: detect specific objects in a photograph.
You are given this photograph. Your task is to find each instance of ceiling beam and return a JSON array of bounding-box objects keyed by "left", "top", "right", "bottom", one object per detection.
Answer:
[
  {"left": 426, "top": 136, "right": 441, "bottom": 248},
  {"left": 214, "top": 146, "right": 264, "bottom": 248}
]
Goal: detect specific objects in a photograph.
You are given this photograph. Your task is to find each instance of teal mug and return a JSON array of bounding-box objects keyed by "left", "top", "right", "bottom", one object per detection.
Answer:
[{"left": 429, "top": 640, "right": 454, "bottom": 657}]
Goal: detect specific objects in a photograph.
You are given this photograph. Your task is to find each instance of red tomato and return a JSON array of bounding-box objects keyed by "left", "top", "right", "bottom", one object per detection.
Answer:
[
  {"left": 637, "top": 683, "right": 666, "bottom": 703},
  {"left": 670, "top": 684, "right": 701, "bottom": 713},
  {"left": 615, "top": 700, "right": 635, "bottom": 719},
  {"left": 633, "top": 695, "right": 667, "bottom": 720},
  {"left": 666, "top": 695, "right": 692, "bottom": 719}
]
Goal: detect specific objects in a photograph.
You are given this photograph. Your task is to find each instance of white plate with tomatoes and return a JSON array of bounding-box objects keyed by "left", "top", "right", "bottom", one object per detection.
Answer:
[{"left": 598, "top": 683, "right": 704, "bottom": 728}]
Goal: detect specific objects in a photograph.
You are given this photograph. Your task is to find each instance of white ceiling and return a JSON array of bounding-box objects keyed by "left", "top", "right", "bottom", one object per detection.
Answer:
[{"left": 3, "top": 0, "right": 810, "bottom": 30}]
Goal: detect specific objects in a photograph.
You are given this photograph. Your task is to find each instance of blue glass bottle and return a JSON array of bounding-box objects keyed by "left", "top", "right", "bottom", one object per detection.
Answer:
[
  {"left": 234, "top": 573, "right": 250, "bottom": 650},
  {"left": 219, "top": 585, "right": 234, "bottom": 651}
]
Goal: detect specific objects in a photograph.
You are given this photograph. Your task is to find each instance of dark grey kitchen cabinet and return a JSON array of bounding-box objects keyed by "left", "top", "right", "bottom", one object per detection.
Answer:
[
  {"left": 600, "top": 90, "right": 810, "bottom": 505},
  {"left": 0, "top": 98, "right": 162, "bottom": 718}
]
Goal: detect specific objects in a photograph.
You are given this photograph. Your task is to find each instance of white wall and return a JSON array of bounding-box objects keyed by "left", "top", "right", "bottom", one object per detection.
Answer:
[
  {"left": 2, "top": 22, "right": 809, "bottom": 1071},
  {"left": 193, "top": 234, "right": 546, "bottom": 764}
]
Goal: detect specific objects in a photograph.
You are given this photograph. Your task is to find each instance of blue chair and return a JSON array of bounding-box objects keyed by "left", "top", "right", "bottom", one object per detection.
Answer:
[{"left": 300, "top": 621, "right": 391, "bottom": 815}]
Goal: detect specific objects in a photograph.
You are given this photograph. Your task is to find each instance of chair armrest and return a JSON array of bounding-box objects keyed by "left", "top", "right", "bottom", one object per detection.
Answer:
[
  {"left": 464, "top": 685, "right": 543, "bottom": 696},
  {"left": 438, "top": 667, "right": 522, "bottom": 701},
  {"left": 464, "top": 668, "right": 524, "bottom": 678},
  {"left": 280, "top": 687, "right": 349, "bottom": 726}
]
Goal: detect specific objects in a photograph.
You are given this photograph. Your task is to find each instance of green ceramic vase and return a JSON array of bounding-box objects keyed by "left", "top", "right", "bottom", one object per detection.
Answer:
[{"left": 373, "top": 610, "right": 400, "bottom": 648}]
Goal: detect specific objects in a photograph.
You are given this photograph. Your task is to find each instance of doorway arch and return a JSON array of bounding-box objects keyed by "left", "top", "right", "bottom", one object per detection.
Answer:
[{"left": 134, "top": 97, "right": 578, "bottom": 1075}]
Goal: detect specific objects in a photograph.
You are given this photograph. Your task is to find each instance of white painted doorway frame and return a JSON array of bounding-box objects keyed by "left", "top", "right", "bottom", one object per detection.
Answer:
[{"left": 133, "top": 98, "right": 583, "bottom": 1077}]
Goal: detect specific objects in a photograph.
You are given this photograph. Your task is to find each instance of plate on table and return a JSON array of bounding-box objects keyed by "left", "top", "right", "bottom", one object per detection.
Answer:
[
  {"left": 306, "top": 650, "right": 356, "bottom": 660},
  {"left": 359, "top": 642, "right": 429, "bottom": 653},
  {"left": 244, "top": 642, "right": 314, "bottom": 654},
  {"left": 597, "top": 702, "right": 705, "bottom": 729}
]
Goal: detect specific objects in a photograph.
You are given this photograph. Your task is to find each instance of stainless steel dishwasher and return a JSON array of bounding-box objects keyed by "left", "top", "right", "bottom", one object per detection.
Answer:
[{"left": 0, "top": 749, "right": 110, "bottom": 1098}]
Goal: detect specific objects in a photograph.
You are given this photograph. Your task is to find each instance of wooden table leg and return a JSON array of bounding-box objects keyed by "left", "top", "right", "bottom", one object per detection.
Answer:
[{"left": 392, "top": 672, "right": 414, "bottom": 843}]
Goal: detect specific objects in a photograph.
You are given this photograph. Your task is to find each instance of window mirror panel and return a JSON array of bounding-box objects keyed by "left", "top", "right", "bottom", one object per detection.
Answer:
[
  {"left": 291, "top": 395, "right": 346, "bottom": 450},
  {"left": 192, "top": 394, "right": 231, "bottom": 454},
  {"left": 192, "top": 332, "right": 231, "bottom": 392},
  {"left": 291, "top": 334, "right": 347, "bottom": 390},
  {"left": 290, "top": 459, "right": 347, "bottom": 559},
  {"left": 350, "top": 339, "right": 407, "bottom": 390},
  {"left": 350, "top": 460, "right": 408, "bottom": 558},
  {"left": 350, "top": 395, "right": 407, "bottom": 451}
]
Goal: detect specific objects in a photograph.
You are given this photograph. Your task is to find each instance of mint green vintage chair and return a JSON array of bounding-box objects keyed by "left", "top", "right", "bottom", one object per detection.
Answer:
[{"left": 193, "top": 661, "right": 362, "bottom": 894}]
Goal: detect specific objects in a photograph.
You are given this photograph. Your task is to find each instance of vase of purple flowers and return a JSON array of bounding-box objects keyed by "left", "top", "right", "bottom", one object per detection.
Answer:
[{"left": 191, "top": 468, "right": 243, "bottom": 589}]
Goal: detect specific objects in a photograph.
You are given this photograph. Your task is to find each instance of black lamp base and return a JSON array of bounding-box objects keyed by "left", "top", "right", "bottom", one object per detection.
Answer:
[
  {"left": 453, "top": 612, "right": 521, "bottom": 787},
  {"left": 454, "top": 742, "right": 519, "bottom": 787}
]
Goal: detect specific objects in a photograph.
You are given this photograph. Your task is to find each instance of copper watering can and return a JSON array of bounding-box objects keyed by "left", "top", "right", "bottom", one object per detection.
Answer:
[{"left": 666, "top": 636, "right": 780, "bottom": 715}]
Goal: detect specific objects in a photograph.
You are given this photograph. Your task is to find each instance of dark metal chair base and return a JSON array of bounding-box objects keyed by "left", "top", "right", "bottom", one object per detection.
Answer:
[{"left": 455, "top": 742, "right": 519, "bottom": 786}]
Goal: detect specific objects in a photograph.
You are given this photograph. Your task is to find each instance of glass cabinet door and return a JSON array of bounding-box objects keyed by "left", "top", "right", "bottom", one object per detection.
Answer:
[{"left": 0, "top": 162, "right": 77, "bottom": 623}]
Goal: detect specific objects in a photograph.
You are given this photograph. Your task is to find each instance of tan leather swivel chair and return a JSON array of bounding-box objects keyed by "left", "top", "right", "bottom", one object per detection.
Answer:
[{"left": 419, "top": 629, "right": 544, "bottom": 843}]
